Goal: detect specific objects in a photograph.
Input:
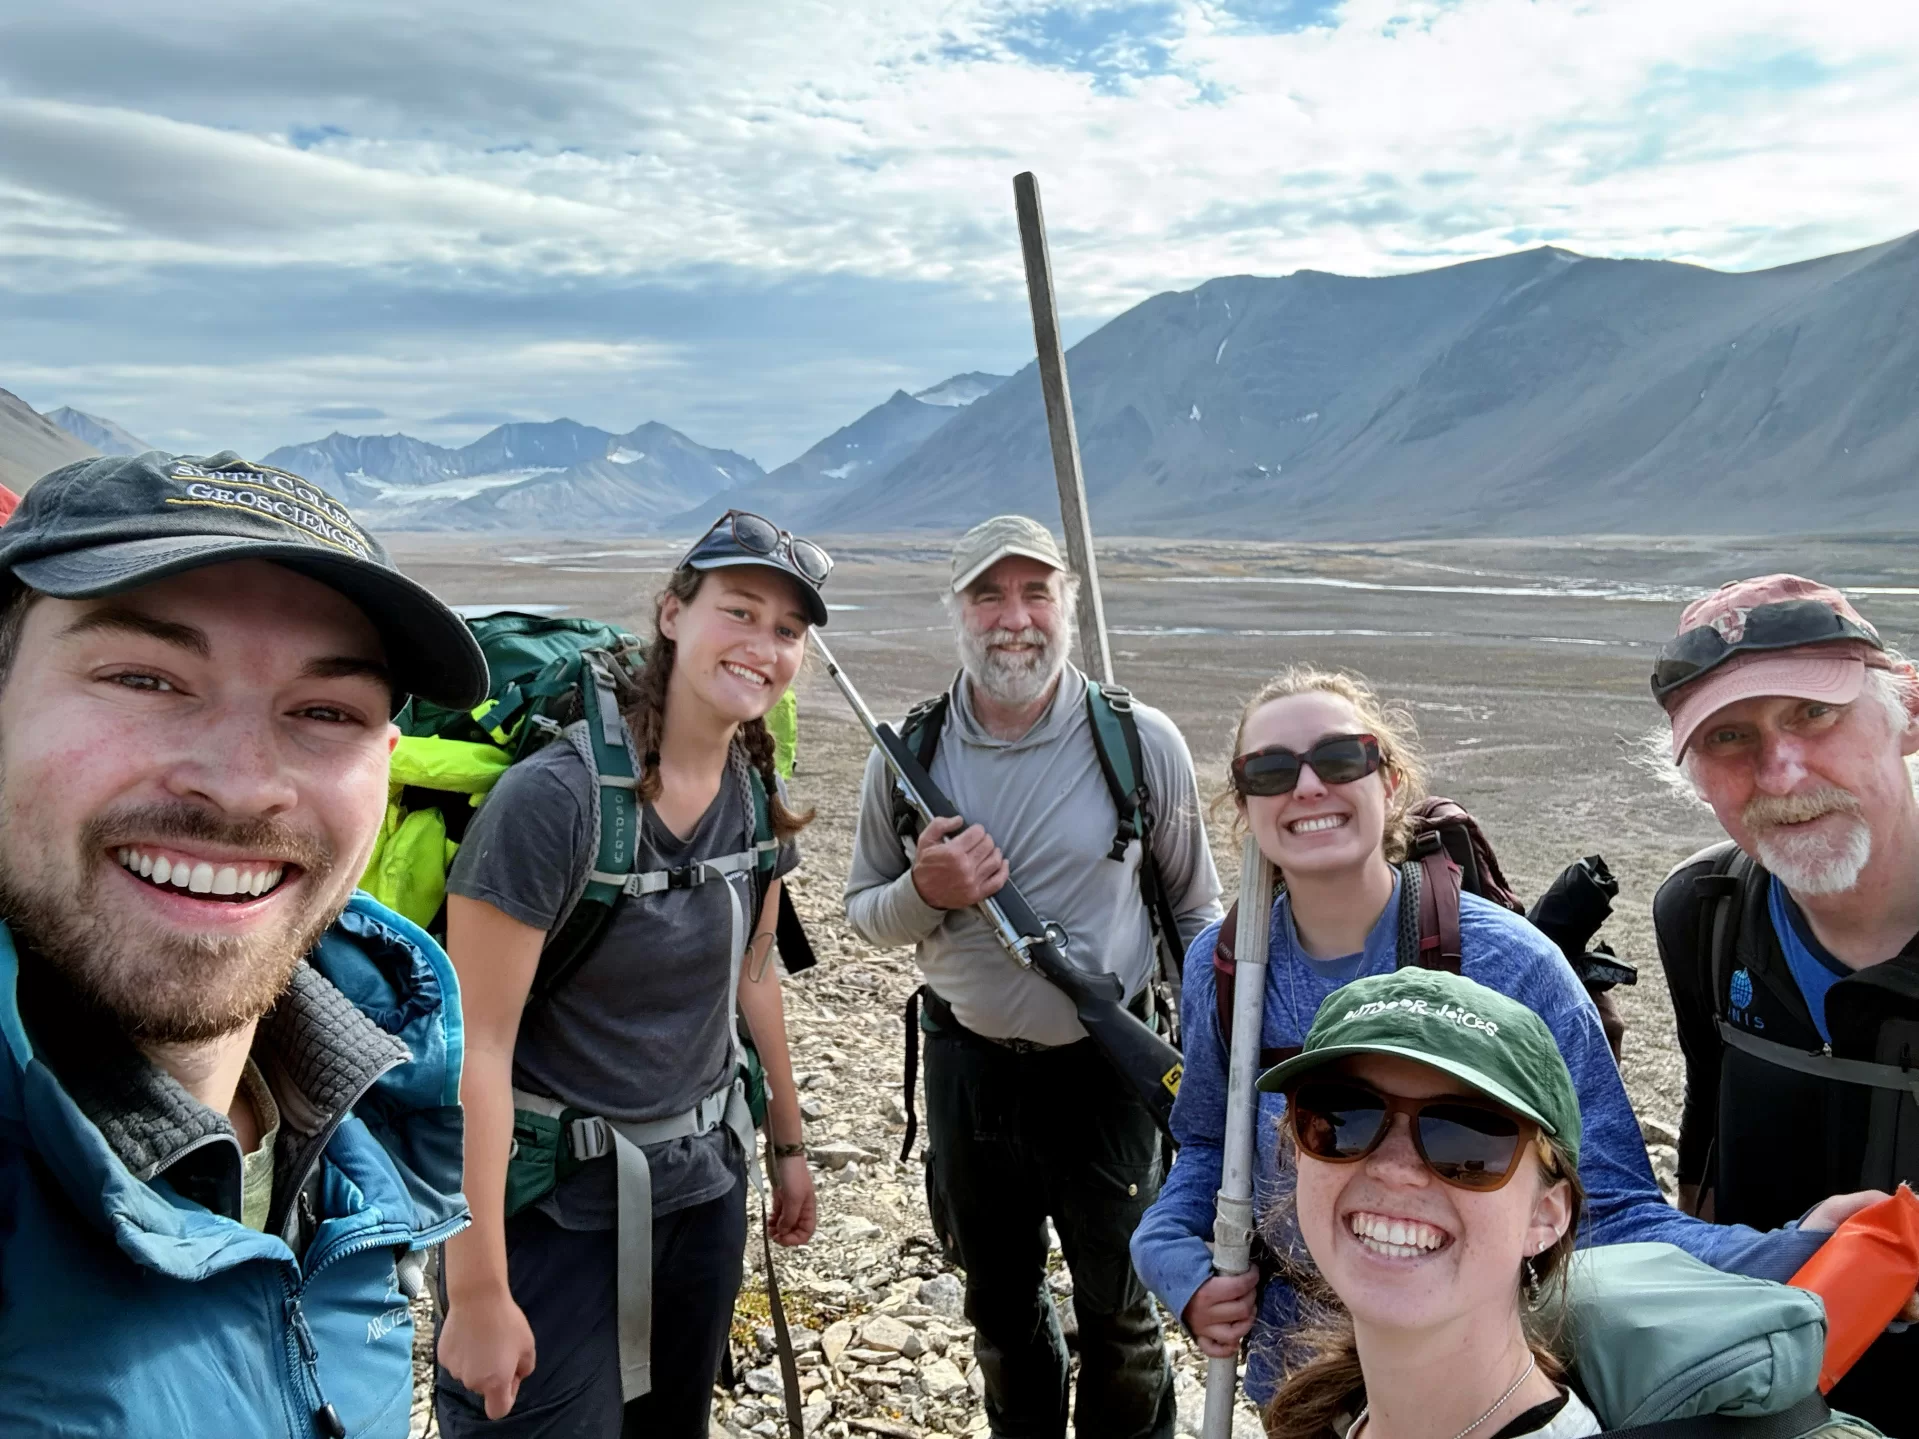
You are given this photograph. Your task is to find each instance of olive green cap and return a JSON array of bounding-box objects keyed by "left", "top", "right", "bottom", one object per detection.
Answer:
[
  {"left": 950, "top": 514, "right": 1067, "bottom": 593},
  {"left": 1256, "top": 968, "right": 1582, "bottom": 1166}
]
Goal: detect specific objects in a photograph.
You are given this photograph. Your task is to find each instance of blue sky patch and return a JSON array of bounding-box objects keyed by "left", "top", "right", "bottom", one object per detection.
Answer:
[
  {"left": 288, "top": 124, "right": 347, "bottom": 150},
  {"left": 1639, "top": 48, "right": 1851, "bottom": 110},
  {"left": 990, "top": 2, "right": 1184, "bottom": 90},
  {"left": 1210, "top": 0, "right": 1347, "bottom": 35}
]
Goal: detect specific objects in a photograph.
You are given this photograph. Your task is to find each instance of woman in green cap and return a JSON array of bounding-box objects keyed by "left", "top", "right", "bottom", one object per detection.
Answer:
[
  {"left": 1261, "top": 968, "right": 1889, "bottom": 1439},
  {"left": 1131, "top": 664, "right": 1877, "bottom": 1411},
  {"left": 1261, "top": 966, "right": 1594, "bottom": 1439}
]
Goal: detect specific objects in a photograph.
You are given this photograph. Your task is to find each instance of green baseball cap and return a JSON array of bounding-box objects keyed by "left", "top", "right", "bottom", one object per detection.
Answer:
[{"left": 1256, "top": 968, "right": 1582, "bottom": 1166}]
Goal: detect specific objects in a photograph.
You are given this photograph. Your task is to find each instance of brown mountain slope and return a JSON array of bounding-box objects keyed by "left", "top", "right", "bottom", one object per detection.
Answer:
[{"left": 0, "top": 388, "right": 96, "bottom": 495}]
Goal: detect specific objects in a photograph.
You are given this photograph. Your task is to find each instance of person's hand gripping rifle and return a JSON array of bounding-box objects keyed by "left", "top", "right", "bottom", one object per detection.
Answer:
[{"left": 811, "top": 632, "right": 1183, "bottom": 1135}]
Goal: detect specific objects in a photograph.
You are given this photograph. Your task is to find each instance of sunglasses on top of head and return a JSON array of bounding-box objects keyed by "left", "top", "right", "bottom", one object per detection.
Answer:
[
  {"left": 698, "top": 509, "right": 834, "bottom": 586},
  {"left": 1286, "top": 1077, "right": 1541, "bottom": 1192},
  {"left": 1231, "top": 733, "right": 1382, "bottom": 798},
  {"left": 1650, "top": 599, "right": 1883, "bottom": 702}
]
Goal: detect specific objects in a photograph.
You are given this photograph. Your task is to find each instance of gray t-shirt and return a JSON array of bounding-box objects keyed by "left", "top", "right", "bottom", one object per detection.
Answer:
[
  {"left": 448, "top": 739, "right": 798, "bottom": 1226},
  {"left": 844, "top": 664, "right": 1222, "bottom": 1044}
]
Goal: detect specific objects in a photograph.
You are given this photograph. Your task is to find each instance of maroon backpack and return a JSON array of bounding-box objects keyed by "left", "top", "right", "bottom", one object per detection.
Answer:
[{"left": 1212, "top": 797, "right": 1526, "bottom": 1069}]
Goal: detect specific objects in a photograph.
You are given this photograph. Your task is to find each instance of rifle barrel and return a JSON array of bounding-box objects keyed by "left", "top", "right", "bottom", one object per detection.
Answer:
[{"left": 809, "top": 631, "right": 1039, "bottom": 968}]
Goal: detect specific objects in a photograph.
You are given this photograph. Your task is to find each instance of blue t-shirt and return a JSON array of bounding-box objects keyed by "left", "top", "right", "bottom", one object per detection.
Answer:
[
  {"left": 1129, "top": 875, "right": 1826, "bottom": 1407},
  {"left": 1767, "top": 877, "right": 1852, "bottom": 1045}
]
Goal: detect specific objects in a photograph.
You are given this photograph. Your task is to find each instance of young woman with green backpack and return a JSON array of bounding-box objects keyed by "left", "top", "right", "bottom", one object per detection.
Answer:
[{"left": 434, "top": 512, "right": 831, "bottom": 1438}]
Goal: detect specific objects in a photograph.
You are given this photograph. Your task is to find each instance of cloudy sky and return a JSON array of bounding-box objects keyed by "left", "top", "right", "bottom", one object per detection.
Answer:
[{"left": 2, "top": 0, "right": 1915, "bottom": 469}]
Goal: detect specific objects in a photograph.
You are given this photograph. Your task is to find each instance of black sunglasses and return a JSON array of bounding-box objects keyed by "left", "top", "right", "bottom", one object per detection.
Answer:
[
  {"left": 697, "top": 510, "right": 834, "bottom": 586},
  {"left": 1287, "top": 1078, "right": 1537, "bottom": 1192},
  {"left": 1651, "top": 599, "right": 1882, "bottom": 702},
  {"left": 1231, "top": 733, "right": 1382, "bottom": 797}
]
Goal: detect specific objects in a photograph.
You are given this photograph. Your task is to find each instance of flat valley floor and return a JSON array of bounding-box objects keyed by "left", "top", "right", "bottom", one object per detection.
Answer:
[{"left": 388, "top": 531, "right": 1919, "bottom": 1438}]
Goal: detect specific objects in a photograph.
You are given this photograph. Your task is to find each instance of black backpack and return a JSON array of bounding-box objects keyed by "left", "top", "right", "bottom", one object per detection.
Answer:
[{"left": 1695, "top": 843, "right": 1919, "bottom": 1197}]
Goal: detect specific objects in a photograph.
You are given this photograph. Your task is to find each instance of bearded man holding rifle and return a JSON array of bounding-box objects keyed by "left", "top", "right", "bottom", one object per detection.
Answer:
[{"left": 844, "top": 515, "right": 1222, "bottom": 1439}]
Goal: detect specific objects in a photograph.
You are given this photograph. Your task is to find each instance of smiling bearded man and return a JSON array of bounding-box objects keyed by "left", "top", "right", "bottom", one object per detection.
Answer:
[
  {"left": 844, "top": 515, "right": 1223, "bottom": 1439},
  {"left": 1651, "top": 574, "right": 1919, "bottom": 1432},
  {"left": 0, "top": 451, "right": 487, "bottom": 1438}
]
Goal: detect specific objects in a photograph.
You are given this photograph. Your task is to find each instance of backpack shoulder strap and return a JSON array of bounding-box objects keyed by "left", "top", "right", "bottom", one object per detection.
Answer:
[
  {"left": 1214, "top": 901, "right": 1240, "bottom": 1047},
  {"left": 1409, "top": 836, "right": 1465, "bottom": 973},
  {"left": 1084, "top": 681, "right": 1148, "bottom": 861},
  {"left": 1211, "top": 901, "right": 1298, "bottom": 1071},
  {"left": 529, "top": 655, "right": 642, "bottom": 1006},
  {"left": 1692, "top": 842, "right": 1751, "bottom": 1020},
  {"left": 1085, "top": 681, "right": 1188, "bottom": 978},
  {"left": 891, "top": 693, "right": 951, "bottom": 842},
  {"left": 744, "top": 764, "right": 816, "bottom": 978}
]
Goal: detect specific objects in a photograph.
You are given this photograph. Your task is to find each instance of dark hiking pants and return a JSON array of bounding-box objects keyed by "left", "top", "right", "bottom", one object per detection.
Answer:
[
  {"left": 435, "top": 1178, "right": 748, "bottom": 1439},
  {"left": 923, "top": 1007, "right": 1176, "bottom": 1439}
]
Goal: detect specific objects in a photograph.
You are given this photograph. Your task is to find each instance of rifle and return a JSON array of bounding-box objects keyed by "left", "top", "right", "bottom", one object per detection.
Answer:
[{"left": 812, "top": 631, "right": 1183, "bottom": 1135}]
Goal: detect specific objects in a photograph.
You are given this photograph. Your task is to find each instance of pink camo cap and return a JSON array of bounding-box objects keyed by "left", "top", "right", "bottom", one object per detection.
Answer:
[{"left": 1662, "top": 574, "right": 1884, "bottom": 759}]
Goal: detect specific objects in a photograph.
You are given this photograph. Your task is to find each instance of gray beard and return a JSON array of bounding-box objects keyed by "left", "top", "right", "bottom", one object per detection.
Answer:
[
  {"left": 958, "top": 622, "right": 1068, "bottom": 707},
  {"left": 0, "top": 798, "right": 342, "bottom": 1044},
  {"left": 1754, "top": 817, "right": 1873, "bottom": 896}
]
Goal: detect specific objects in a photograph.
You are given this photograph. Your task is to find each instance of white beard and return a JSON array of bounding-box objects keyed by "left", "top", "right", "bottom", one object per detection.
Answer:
[
  {"left": 1754, "top": 816, "right": 1873, "bottom": 895},
  {"left": 958, "top": 621, "right": 1067, "bottom": 707}
]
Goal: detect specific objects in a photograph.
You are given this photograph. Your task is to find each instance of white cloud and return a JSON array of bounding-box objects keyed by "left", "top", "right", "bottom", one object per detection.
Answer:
[
  {"left": 3, "top": 0, "right": 1914, "bottom": 299},
  {"left": 0, "top": 0, "right": 1915, "bottom": 458}
]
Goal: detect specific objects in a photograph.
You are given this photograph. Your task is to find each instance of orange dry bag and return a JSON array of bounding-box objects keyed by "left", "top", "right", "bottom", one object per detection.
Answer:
[{"left": 1787, "top": 1183, "right": 1919, "bottom": 1393}]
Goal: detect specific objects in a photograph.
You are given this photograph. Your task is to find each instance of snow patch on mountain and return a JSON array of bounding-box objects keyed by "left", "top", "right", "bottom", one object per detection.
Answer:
[{"left": 914, "top": 372, "right": 1009, "bottom": 407}]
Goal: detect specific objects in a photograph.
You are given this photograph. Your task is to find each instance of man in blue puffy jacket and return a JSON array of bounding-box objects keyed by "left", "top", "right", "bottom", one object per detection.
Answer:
[{"left": 0, "top": 451, "right": 488, "bottom": 1436}]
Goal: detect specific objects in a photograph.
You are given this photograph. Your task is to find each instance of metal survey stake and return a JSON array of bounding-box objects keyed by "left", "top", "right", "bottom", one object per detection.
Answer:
[
  {"left": 1203, "top": 836, "right": 1276, "bottom": 1439},
  {"left": 1014, "top": 170, "right": 1114, "bottom": 685}
]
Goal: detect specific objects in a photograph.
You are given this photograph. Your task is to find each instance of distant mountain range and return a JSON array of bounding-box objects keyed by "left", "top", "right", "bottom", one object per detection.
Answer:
[
  {"left": 259, "top": 419, "right": 765, "bottom": 531},
  {"left": 681, "top": 375, "right": 1011, "bottom": 530},
  {"left": 44, "top": 407, "right": 151, "bottom": 458},
  {"left": 822, "top": 231, "right": 1919, "bottom": 537},
  {"left": 5, "top": 228, "right": 1915, "bottom": 538}
]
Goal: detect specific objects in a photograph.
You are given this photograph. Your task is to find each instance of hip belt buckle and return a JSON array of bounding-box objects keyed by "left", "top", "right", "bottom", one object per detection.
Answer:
[
  {"left": 569, "top": 1115, "right": 613, "bottom": 1162},
  {"left": 985, "top": 1034, "right": 1055, "bottom": 1054}
]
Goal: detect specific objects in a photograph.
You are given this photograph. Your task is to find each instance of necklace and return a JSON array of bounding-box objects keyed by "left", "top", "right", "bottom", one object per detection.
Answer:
[{"left": 1348, "top": 1352, "right": 1536, "bottom": 1439}]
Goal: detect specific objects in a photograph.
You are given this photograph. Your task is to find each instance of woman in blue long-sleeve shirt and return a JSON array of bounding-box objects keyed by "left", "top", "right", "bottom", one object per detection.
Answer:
[{"left": 1129, "top": 664, "right": 1839, "bottom": 1408}]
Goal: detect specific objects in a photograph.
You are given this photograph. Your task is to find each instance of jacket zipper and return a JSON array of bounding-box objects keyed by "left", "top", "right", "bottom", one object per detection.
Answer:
[
  {"left": 272, "top": 1049, "right": 470, "bottom": 1433},
  {"left": 280, "top": 1272, "right": 347, "bottom": 1437}
]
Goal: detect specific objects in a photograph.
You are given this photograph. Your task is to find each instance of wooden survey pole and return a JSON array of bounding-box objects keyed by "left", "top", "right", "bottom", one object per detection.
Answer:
[{"left": 1014, "top": 171, "right": 1114, "bottom": 685}]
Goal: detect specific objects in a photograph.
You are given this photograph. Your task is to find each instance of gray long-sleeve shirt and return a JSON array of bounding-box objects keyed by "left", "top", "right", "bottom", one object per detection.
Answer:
[{"left": 845, "top": 665, "right": 1223, "bottom": 1044}]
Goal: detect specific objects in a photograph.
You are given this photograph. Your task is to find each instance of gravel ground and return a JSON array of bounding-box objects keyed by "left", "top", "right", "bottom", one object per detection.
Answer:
[{"left": 388, "top": 531, "right": 1919, "bottom": 1438}]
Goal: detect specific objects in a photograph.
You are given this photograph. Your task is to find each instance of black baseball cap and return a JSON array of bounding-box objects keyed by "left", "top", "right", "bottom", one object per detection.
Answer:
[
  {"left": 0, "top": 451, "right": 489, "bottom": 710},
  {"left": 679, "top": 510, "right": 831, "bottom": 626}
]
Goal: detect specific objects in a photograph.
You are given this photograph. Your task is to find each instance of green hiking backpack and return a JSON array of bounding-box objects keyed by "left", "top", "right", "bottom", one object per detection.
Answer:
[
  {"left": 1558, "top": 1243, "right": 1881, "bottom": 1438},
  {"left": 358, "top": 610, "right": 799, "bottom": 1004}
]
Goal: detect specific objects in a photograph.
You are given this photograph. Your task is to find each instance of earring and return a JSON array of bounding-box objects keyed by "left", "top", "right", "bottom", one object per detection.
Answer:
[{"left": 1522, "top": 1255, "right": 1542, "bottom": 1308}]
